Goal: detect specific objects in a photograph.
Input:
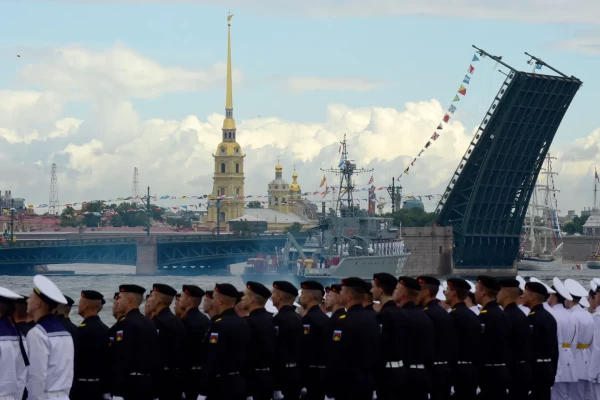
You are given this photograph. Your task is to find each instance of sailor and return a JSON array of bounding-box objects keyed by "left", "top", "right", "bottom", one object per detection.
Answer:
[
  {"left": 26, "top": 275, "right": 74, "bottom": 400},
  {"left": 588, "top": 279, "right": 600, "bottom": 400},
  {"left": 530, "top": 277, "right": 557, "bottom": 317},
  {"left": 147, "top": 283, "right": 185, "bottom": 400},
  {"left": 325, "top": 277, "right": 380, "bottom": 400},
  {"left": 239, "top": 281, "right": 276, "bottom": 400},
  {"left": 271, "top": 280, "right": 303, "bottom": 400},
  {"left": 70, "top": 290, "right": 109, "bottom": 400},
  {"left": 522, "top": 281, "right": 559, "bottom": 400},
  {"left": 465, "top": 281, "right": 479, "bottom": 315},
  {"left": 203, "top": 290, "right": 218, "bottom": 321},
  {"left": 235, "top": 290, "right": 249, "bottom": 317},
  {"left": 516, "top": 276, "right": 530, "bottom": 315},
  {"left": 393, "top": 276, "right": 433, "bottom": 400},
  {"left": 197, "top": 283, "right": 249, "bottom": 400},
  {"left": 416, "top": 276, "right": 455, "bottom": 400},
  {"left": 0, "top": 287, "right": 28, "bottom": 400},
  {"left": 372, "top": 272, "right": 406, "bottom": 400},
  {"left": 325, "top": 284, "right": 345, "bottom": 320},
  {"left": 298, "top": 280, "right": 331, "bottom": 400},
  {"left": 445, "top": 278, "right": 480, "bottom": 400},
  {"left": 13, "top": 295, "right": 35, "bottom": 335},
  {"left": 497, "top": 278, "right": 532, "bottom": 400},
  {"left": 547, "top": 277, "right": 578, "bottom": 400},
  {"left": 474, "top": 275, "right": 512, "bottom": 400},
  {"left": 564, "top": 278, "right": 594, "bottom": 400},
  {"left": 362, "top": 280, "right": 377, "bottom": 316},
  {"left": 110, "top": 284, "right": 159, "bottom": 400},
  {"left": 176, "top": 285, "right": 209, "bottom": 400},
  {"left": 143, "top": 293, "right": 155, "bottom": 319},
  {"left": 174, "top": 293, "right": 183, "bottom": 318},
  {"left": 57, "top": 294, "right": 80, "bottom": 394}
]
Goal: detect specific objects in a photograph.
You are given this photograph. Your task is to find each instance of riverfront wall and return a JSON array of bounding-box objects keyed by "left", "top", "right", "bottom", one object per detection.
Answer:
[
  {"left": 562, "top": 236, "right": 597, "bottom": 263},
  {"left": 401, "top": 226, "right": 454, "bottom": 276}
]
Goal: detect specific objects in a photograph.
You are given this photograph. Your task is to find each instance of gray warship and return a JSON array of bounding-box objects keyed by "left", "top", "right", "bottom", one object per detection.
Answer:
[{"left": 240, "top": 136, "right": 410, "bottom": 287}]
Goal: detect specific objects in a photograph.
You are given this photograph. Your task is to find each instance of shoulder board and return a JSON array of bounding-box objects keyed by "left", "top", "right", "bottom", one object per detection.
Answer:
[
  {"left": 480, "top": 310, "right": 488, "bottom": 314},
  {"left": 423, "top": 307, "right": 429, "bottom": 311},
  {"left": 452, "top": 308, "right": 456, "bottom": 312},
  {"left": 529, "top": 311, "right": 536, "bottom": 316},
  {"left": 215, "top": 318, "right": 222, "bottom": 323},
  {"left": 119, "top": 316, "right": 125, "bottom": 321},
  {"left": 79, "top": 323, "right": 86, "bottom": 327},
  {"left": 339, "top": 314, "right": 346, "bottom": 319}
]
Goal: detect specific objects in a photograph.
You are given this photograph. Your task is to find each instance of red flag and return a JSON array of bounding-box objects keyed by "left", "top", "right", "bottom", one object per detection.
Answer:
[
  {"left": 443, "top": 114, "right": 450, "bottom": 123},
  {"left": 338, "top": 145, "right": 341, "bottom": 153},
  {"left": 431, "top": 132, "right": 440, "bottom": 141},
  {"left": 469, "top": 64, "right": 475, "bottom": 74},
  {"left": 368, "top": 175, "right": 374, "bottom": 185}
]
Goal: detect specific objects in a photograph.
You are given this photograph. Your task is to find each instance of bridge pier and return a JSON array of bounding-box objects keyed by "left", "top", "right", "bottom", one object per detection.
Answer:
[{"left": 136, "top": 237, "right": 157, "bottom": 275}]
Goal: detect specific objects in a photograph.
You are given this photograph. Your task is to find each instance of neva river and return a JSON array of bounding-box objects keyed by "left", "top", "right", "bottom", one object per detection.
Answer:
[{"left": 1, "top": 261, "right": 596, "bottom": 324}]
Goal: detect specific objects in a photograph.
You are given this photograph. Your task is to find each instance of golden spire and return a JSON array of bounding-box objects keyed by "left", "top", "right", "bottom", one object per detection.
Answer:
[
  {"left": 222, "top": 10, "right": 236, "bottom": 131},
  {"left": 275, "top": 155, "right": 283, "bottom": 172}
]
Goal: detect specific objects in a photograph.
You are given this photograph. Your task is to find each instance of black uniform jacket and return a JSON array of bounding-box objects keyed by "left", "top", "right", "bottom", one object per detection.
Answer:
[
  {"left": 478, "top": 300, "right": 512, "bottom": 366},
  {"left": 154, "top": 307, "right": 186, "bottom": 370},
  {"left": 449, "top": 302, "right": 481, "bottom": 364},
  {"left": 272, "top": 305, "right": 304, "bottom": 391},
  {"left": 181, "top": 307, "right": 210, "bottom": 369}
]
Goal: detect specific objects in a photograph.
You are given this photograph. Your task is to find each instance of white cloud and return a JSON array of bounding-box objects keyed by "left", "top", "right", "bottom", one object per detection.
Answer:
[
  {"left": 17, "top": 43, "right": 243, "bottom": 100},
  {"left": 555, "top": 30, "right": 600, "bottom": 55},
  {"left": 71, "top": 0, "right": 600, "bottom": 24},
  {"left": 286, "top": 77, "right": 388, "bottom": 93}
]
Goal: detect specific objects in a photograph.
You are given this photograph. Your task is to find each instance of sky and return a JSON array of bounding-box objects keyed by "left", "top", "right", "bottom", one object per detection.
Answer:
[{"left": 0, "top": 0, "right": 599, "bottom": 214}]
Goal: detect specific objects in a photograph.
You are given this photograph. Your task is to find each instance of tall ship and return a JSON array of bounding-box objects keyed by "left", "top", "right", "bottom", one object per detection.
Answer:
[
  {"left": 586, "top": 169, "right": 600, "bottom": 269},
  {"left": 239, "top": 136, "right": 410, "bottom": 287},
  {"left": 518, "top": 154, "right": 563, "bottom": 271}
]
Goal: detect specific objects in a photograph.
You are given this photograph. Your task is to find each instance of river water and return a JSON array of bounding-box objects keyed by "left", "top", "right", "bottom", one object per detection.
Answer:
[{"left": 2, "top": 261, "right": 597, "bottom": 324}]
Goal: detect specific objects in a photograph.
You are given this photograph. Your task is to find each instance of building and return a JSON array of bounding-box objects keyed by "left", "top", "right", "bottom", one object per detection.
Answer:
[
  {"left": 583, "top": 209, "right": 600, "bottom": 236},
  {"left": 0, "top": 191, "right": 25, "bottom": 211},
  {"left": 206, "top": 14, "right": 245, "bottom": 226},
  {"left": 403, "top": 198, "right": 425, "bottom": 211}
]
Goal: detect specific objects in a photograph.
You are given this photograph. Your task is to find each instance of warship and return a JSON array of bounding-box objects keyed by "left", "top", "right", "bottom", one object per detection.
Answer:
[{"left": 239, "top": 136, "right": 410, "bottom": 287}]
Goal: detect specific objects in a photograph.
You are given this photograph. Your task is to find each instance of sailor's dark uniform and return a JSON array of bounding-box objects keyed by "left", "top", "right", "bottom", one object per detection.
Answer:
[
  {"left": 71, "top": 315, "right": 109, "bottom": 400},
  {"left": 153, "top": 307, "right": 186, "bottom": 400},
  {"left": 301, "top": 304, "right": 332, "bottom": 400},
  {"left": 528, "top": 303, "right": 559, "bottom": 400},
  {"left": 181, "top": 307, "right": 210, "bottom": 399},
  {"left": 449, "top": 302, "right": 480, "bottom": 400},
  {"left": 375, "top": 300, "right": 406, "bottom": 400},
  {"left": 273, "top": 305, "right": 304, "bottom": 399},
  {"left": 244, "top": 307, "right": 276, "bottom": 400},
  {"left": 503, "top": 302, "right": 533, "bottom": 400}
]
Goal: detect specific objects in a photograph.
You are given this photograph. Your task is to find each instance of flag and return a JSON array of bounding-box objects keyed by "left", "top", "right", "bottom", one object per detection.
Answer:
[
  {"left": 443, "top": 114, "right": 450, "bottom": 123},
  {"left": 458, "top": 85, "right": 467, "bottom": 95},
  {"left": 338, "top": 154, "right": 344, "bottom": 168},
  {"left": 418, "top": 149, "right": 424, "bottom": 157},
  {"left": 404, "top": 167, "right": 409, "bottom": 175},
  {"left": 472, "top": 54, "right": 480, "bottom": 62},
  {"left": 321, "top": 185, "right": 329, "bottom": 198},
  {"left": 463, "top": 75, "right": 471, "bottom": 84},
  {"left": 368, "top": 175, "right": 374, "bottom": 184},
  {"left": 425, "top": 141, "right": 431, "bottom": 148},
  {"left": 319, "top": 175, "right": 326, "bottom": 188},
  {"left": 437, "top": 123, "right": 443, "bottom": 130},
  {"left": 448, "top": 105, "right": 457, "bottom": 114},
  {"left": 596, "top": 168, "right": 599, "bottom": 182},
  {"left": 468, "top": 64, "right": 475, "bottom": 74},
  {"left": 431, "top": 132, "right": 440, "bottom": 141},
  {"left": 453, "top": 95, "right": 460, "bottom": 102},
  {"left": 410, "top": 158, "right": 416, "bottom": 166},
  {"left": 338, "top": 144, "right": 342, "bottom": 153},
  {"left": 535, "top": 63, "right": 542, "bottom": 70}
]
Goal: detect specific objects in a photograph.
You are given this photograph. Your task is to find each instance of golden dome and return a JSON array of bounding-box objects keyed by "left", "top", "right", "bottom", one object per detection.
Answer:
[
  {"left": 222, "top": 118, "right": 236, "bottom": 130},
  {"left": 292, "top": 171, "right": 298, "bottom": 178},
  {"left": 275, "top": 163, "right": 283, "bottom": 171},
  {"left": 290, "top": 182, "right": 301, "bottom": 192},
  {"left": 215, "top": 141, "right": 243, "bottom": 156}
]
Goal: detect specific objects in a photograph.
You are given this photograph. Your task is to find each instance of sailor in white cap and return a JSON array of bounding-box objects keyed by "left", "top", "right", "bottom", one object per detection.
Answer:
[
  {"left": 26, "top": 275, "right": 74, "bottom": 400},
  {"left": 465, "top": 280, "right": 479, "bottom": 315},
  {"left": 0, "top": 287, "right": 28, "bottom": 400},
  {"left": 515, "top": 276, "right": 530, "bottom": 315},
  {"left": 548, "top": 277, "right": 578, "bottom": 400},
  {"left": 564, "top": 278, "right": 594, "bottom": 400},
  {"left": 589, "top": 279, "right": 600, "bottom": 399}
]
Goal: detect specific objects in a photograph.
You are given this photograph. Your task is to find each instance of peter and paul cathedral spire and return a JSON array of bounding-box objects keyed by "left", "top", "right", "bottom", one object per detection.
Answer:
[{"left": 207, "top": 11, "right": 245, "bottom": 226}]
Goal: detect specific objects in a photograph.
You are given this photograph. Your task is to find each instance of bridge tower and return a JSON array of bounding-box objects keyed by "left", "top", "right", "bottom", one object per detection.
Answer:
[
  {"left": 48, "top": 163, "right": 59, "bottom": 216},
  {"left": 207, "top": 12, "right": 245, "bottom": 226},
  {"left": 132, "top": 167, "right": 140, "bottom": 198}
]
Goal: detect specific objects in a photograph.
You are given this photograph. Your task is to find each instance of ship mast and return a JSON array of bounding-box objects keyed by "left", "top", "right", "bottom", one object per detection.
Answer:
[{"left": 321, "top": 134, "right": 372, "bottom": 217}]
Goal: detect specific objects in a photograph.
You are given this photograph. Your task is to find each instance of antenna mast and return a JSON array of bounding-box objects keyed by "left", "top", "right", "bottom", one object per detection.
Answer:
[
  {"left": 321, "top": 134, "right": 372, "bottom": 217},
  {"left": 132, "top": 167, "right": 140, "bottom": 198},
  {"left": 48, "top": 163, "right": 59, "bottom": 216}
]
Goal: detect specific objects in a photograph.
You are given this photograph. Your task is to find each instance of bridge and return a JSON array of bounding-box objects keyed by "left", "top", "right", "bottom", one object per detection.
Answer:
[
  {"left": 436, "top": 48, "right": 582, "bottom": 273},
  {"left": 0, "top": 234, "right": 297, "bottom": 275}
]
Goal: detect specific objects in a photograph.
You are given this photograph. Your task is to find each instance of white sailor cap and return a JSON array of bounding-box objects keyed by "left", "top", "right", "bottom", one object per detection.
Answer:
[
  {"left": 265, "top": 298, "right": 278, "bottom": 314},
  {"left": 580, "top": 296, "right": 590, "bottom": 309},
  {"left": 516, "top": 276, "right": 527, "bottom": 292},
  {"left": 441, "top": 280, "right": 448, "bottom": 291},
  {"left": 552, "top": 277, "right": 573, "bottom": 301},
  {"left": 564, "top": 278, "right": 588, "bottom": 298},
  {"left": 467, "top": 280, "right": 476, "bottom": 294},
  {"left": 594, "top": 278, "right": 600, "bottom": 289},
  {"left": 436, "top": 286, "right": 445, "bottom": 301},
  {"left": 529, "top": 277, "right": 556, "bottom": 294},
  {"left": 591, "top": 280, "right": 598, "bottom": 292},
  {"left": 33, "top": 275, "right": 68, "bottom": 306},
  {"left": 0, "top": 287, "right": 23, "bottom": 301}
]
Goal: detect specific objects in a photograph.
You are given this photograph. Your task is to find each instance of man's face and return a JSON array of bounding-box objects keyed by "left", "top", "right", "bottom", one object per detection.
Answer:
[
  {"left": 444, "top": 287, "right": 456, "bottom": 305},
  {"left": 240, "top": 290, "right": 253, "bottom": 311},
  {"left": 77, "top": 298, "right": 87, "bottom": 316},
  {"left": 371, "top": 282, "right": 383, "bottom": 302},
  {"left": 115, "top": 292, "right": 129, "bottom": 315},
  {"left": 27, "top": 292, "right": 40, "bottom": 316},
  {"left": 474, "top": 283, "right": 485, "bottom": 305},
  {"left": 203, "top": 297, "right": 213, "bottom": 314},
  {"left": 324, "top": 292, "right": 338, "bottom": 311}
]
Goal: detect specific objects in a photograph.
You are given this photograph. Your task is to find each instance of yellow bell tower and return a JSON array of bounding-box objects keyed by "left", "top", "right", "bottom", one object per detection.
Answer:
[{"left": 207, "top": 12, "right": 245, "bottom": 224}]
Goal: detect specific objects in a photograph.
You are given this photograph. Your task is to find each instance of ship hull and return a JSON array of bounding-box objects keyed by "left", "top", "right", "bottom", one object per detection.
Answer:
[
  {"left": 240, "top": 254, "right": 409, "bottom": 286},
  {"left": 587, "top": 261, "right": 600, "bottom": 270},
  {"left": 518, "top": 257, "right": 559, "bottom": 271}
]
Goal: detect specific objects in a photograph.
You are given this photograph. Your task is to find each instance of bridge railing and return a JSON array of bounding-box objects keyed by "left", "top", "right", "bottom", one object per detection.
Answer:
[
  {"left": 156, "top": 233, "right": 291, "bottom": 243},
  {"left": 0, "top": 238, "right": 139, "bottom": 249}
]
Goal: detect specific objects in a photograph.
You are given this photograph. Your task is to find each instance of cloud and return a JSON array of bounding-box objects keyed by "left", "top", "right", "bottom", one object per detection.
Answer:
[
  {"left": 555, "top": 30, "right": 600, "bottom": 55},
  {"left": 61, "top": 0, "right": 600, "bottom": 25},
  {"left": 16, "top": 43, "right": 243, "bottom": 100},
  {"left": 286, "top": 76, "right": 388, "bottom": 94}
]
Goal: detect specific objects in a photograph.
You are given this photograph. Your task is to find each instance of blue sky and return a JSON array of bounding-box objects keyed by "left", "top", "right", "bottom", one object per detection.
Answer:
[{"left": 0, "top": 1, "right": 598, "bottom": 211}]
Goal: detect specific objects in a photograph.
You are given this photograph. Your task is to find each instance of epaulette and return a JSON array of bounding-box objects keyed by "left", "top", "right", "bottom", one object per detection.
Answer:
[
  {"left": 119, "top": 316, "right": 125, "bottom": 321},
  {"left": 79, "top": 323, "right": 86, "bottom": 327},
  {"left": 339, "top": 314, "right": 346, "bottom": 319},
  {"left": 480, "top": 310, "right": 488, "bottom": 314},
  {"left": 215, "top": 318, "right": 222, "bottom": 323},
  {"left": 451, "top": 308, "right": 456, "bottom": 312},
  {"left": 529, "top": 311, "right": 536, "bottom": 316},
  {"left": 423, "top": 307, "right": 429, "bottom": 311}
]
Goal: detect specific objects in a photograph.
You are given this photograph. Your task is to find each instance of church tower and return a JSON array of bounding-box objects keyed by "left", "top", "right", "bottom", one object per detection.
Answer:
[
  {"left": 289, "top": 166, "right": 302, "bottom": 200},
  {"left": 207, "top": 12, "right": 245, "bottom": 224},
  {"left": 267, "top": 158, "right": 290, "bottom": 213}
]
